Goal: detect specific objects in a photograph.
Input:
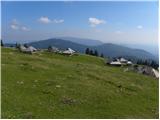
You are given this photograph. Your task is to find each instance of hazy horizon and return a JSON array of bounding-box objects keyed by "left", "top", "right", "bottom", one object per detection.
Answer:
[{"left": 3, "top": 35, "right": 158, "bottom": 56}]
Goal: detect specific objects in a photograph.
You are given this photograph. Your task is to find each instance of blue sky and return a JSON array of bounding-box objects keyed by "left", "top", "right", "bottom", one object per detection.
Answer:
[{"left": 1, "top": 1, "right": 158, "bottom": 47}]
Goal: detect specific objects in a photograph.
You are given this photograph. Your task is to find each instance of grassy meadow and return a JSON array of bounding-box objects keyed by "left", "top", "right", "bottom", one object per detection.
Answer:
[{"left": 1, "top": 47, "right": 159, "bottom": 118}]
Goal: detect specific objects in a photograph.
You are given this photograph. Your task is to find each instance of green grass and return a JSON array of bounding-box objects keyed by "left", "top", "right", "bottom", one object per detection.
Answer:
[{"left": 1, "top": 47, "right": 159, "bottom": 118}]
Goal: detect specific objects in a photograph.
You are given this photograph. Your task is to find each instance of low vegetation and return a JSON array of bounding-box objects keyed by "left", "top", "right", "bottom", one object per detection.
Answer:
[{"left": 2, "top": 47, "right": 158, "bottom": 118}]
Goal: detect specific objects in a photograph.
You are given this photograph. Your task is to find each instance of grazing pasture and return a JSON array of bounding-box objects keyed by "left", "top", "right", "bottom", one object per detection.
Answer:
[{"left": 1, "top": 47, "right": 158, "bottom": 119}]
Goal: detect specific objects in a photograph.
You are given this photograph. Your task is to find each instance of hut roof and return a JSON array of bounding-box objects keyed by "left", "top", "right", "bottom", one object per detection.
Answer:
[{"left": 110, "top": 61, "right": 122, "bottom": 65}]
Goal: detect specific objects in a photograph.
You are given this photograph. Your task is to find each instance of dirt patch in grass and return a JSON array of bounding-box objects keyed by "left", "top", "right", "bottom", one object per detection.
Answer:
[{"left": 61, "top": 96, "right": 77, "bottom": 105}]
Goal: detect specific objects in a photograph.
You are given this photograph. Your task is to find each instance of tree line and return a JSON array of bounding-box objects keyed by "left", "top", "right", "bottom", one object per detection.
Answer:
[
  {"left": 85, "top": 48, "right": 104, "bottom": 58},
  {"left": 116, "top": 55, "right": 159, "bottom": 69},
  {"left": 136, "top": 59, "right": 158, "bottom": 69}
]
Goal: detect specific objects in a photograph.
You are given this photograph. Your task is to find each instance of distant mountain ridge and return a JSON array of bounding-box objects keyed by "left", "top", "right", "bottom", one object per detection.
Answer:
[
  {"left": 92, "top": 43, "right": 157, "bottom": 61},
  {"left": 28, "top": 38, "right": 87, "bottom": 53},
  {"left": 56, "top": 36, "right": 103, "bottom": 46},
  {"left": 4, "top": 37, "right": 157, "bottom": 61},
  {"left": 27, "top": 38, "right": 157, "bottom": 61},
  {"left": 122, "top": 43, "right": 159, "bottom": 57}
]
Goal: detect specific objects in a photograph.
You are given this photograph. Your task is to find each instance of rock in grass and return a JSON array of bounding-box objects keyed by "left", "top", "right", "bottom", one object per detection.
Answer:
[
  {"left": 56, "top": 85, "right": 61, "bottom": 88},
  {"left": 17, "top": 81, "right": 24, "bottom": 85},
  {"left": 61, "top": 96, "right": 76, "bottom": 105},
  {"left": 34, "top": 80, "right": 38, "bottom": 82}
]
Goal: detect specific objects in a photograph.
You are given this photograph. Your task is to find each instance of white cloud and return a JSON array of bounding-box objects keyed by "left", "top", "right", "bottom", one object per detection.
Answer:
[
  {"left": 53, "top": 19, "right": 64, "bottom": 23},
  {"left": 89, "top": 17, "right": 106, "bottom": 27},
  {"left": 21, "top": 26, "right": 30, "bottom": 31},
  {"left": 38, "top": 16, "right": 64, "bottom": 24},
  {"left": 10, "top": 19, "right": 30, "bottom": 31},
  {"left": 12, "top": 19, "right": 19, "bottom": 25},
  {"left": 137, "top": 25, "right": 143, "bottom": 29},
  {"left": 10, "top": 24, "right": 19, "bottom": 30},
  {"left": 38, "top": 16, "right": 51, "bottom": 24},
  {"left": 10, "top": 19, "right": 19, "bottom": 30}
]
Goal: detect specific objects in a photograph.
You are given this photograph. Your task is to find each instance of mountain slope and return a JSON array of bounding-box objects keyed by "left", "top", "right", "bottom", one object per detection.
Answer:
[
  {"left": 2, "top": 47, "right": 158, "bottom": 118},
  {"left": 122, "top": 44, "right": 159, "bottom": 58},
  {"left": 28, "top": 38, "right": 88, "bottom": 53},
  {"left": 28, "top": 38, "right": 157, "bottom": 61},
  {"left": 56, "top": 36, "right": 103, "bottom": 46},
  {"left": 93, "top": 43, "right": 157, "bottom": 60}
]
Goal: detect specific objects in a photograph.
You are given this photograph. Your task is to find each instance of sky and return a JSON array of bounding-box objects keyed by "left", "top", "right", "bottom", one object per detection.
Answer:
[{"left": 1, "top": 1, "right": 158, "bottom": 48}]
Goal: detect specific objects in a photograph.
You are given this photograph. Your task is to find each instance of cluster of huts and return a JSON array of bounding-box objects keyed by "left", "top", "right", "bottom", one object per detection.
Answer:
[
  {"left": 19, "top": 45, "right": 76, "bottom": 55},
  {"left": 48, "top": 46, "right": 76, "bottom": 55},
  {"left": 107, "top": 57, "right": 133, "bottom": 66},
  {"left": 19, "top": 45, "right": 37, "bottom": 54},
  {"left": 106, "top": 57, "right": 159, "bottom": 78},
  {"left": 124, "top": 65, "right": 159, "bottom": 78},
  {"left": 17, "top": 45, "right": 159, "bottom": 79}
]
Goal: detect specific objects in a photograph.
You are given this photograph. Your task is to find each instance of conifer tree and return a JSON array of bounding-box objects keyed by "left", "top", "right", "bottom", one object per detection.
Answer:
[
  {"left": 100, "top": 53, "right": 104, "bottom": 58},
  {"left": 1, "top": 40, "right": 4, "bottom": 47},
  {"left": 89, "top": 50, "right": 93, "bottom": 55},
  {"left": 85, "top": 48, "right": 90, "bottom": 54},
  {"left": 94, "top": 50, "right": 98, "bottom": 56}
]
